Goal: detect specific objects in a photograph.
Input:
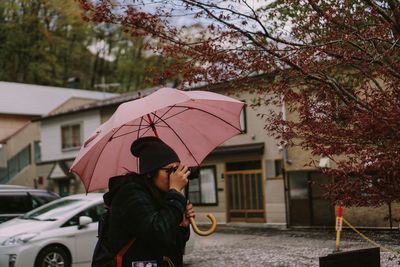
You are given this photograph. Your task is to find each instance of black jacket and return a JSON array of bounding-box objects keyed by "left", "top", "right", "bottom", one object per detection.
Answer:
[{"left": 103, "top": 173, "right": 190, "bottom": 267}]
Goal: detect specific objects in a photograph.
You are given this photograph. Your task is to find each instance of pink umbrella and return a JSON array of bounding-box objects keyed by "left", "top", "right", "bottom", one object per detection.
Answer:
[
  {"left": 71, "top": 87, "right": 244, "bottom": 191},
  {"left": 70, "top": 87, "right": 244, "bottom": 235}
]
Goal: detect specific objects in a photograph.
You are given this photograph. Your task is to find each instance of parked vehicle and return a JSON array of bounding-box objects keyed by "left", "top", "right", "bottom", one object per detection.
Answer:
[
  {"left": 0, "top": 193, "right": 105, "bottom": 267},
  {"left": 0, "top": 192, "right": 196, "bottom": 267},
  {"left": 0, "top": 185, "right": 59, "bottom": 223}
]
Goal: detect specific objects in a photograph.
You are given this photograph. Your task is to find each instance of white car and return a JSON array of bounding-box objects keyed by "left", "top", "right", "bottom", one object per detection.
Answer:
[
  {"left": 0, "top": 193, "right": 194, "bottom": 267},
  {"left": 0, "top": 193, "right": 105, "bottom": 267}
]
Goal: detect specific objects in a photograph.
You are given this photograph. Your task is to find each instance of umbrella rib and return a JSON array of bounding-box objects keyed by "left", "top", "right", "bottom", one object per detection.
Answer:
[
  {"left": 111, "top": 126, "right": 152, "bottom": 139},
  {"left": 142, "top": 116, "right": 151, "bottom": 125},
  {"left": 137, "top": 116, "right": 144, "bottom": 139},
  {"left": 136, "top": 116, "right": 145, "bottom": 172},
  {"left": 122, "top": 123, "right": 147, "bottom": 127},
  {"left": 139, "top": 126, "right": 153, "bottom": 137},
  {"left": 152, "top": 125, "right": 170, "bottom": 128},
  {"left": 153, "top": 105, "right": 175, "bottom": 124},
  {"left": 172, "top": 105, "right": 243, "bottom": 133},
  {"left": 86, "top": 124, "right": 126, "bottom": 192},
  {"left": 153, "top": 105, "right": 242, "bottom": 133},
  {"left": 152, "top": 110, "right": 158, "bottom": 125},
  {"left": 151, "top": 112, "right": 200, "bottom": 166},
  {"left": 154, "top": 106, "right": 191, "bottom": 124}
]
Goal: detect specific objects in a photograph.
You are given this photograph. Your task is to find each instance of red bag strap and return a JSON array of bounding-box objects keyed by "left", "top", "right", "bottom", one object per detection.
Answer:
[{"left": 115, "top": 239, "right": 135, "bottom": 267}]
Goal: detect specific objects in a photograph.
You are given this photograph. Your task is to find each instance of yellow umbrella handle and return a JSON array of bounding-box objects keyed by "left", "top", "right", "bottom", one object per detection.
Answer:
[{"left": 189, "top": 213, "right": 217, "bottom": 236}]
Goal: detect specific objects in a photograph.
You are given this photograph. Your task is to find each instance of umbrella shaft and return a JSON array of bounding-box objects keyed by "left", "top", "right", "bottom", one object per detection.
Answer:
[{"left": 146, "top": 114, "right": 159, "bottom": 137}]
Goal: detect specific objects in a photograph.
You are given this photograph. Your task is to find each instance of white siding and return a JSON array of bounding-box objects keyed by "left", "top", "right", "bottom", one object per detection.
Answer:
[
  {"left": 221, "top": 91, "right": 282, "bottom": 160},
  {"left": 41, "top": 110, "right": 101, "bottom": 162}
]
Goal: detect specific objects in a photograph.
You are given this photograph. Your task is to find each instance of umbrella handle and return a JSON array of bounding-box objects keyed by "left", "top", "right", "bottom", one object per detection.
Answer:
[{"left": 189, "top": 213, "right": 217, "bottom": 236}]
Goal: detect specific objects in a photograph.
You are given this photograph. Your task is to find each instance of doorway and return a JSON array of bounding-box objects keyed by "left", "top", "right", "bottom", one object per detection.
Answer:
[
  {"left": 225, "top": 160, "right": 265, "bottom": 222},
  {"left": 287, "top": 171, "right": 334, "bottom": 226},
  {"left": 58, "top": 179, "right": 70, "bottom": 197}
]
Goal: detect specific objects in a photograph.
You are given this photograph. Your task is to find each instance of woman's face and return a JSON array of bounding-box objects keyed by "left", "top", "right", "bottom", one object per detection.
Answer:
[{"left": 154, "top": 162, "right": 179, "bottom": 192}]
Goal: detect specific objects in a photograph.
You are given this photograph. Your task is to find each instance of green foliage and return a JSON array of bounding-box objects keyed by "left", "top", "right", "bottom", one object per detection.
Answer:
[{"left": 0, "top": 0, "right": 171, "bottom": 92}]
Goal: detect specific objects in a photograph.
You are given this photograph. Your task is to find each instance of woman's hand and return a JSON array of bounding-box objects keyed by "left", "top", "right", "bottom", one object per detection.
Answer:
[
  {"left": 181, "top": 202, "right": 195, "bottom": 228},
  {"left": 169, "top": 163, "right": 189, "bottom": 192}
]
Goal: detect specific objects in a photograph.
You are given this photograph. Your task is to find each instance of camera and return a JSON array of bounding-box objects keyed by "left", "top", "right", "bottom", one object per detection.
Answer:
[
  {"left": 188, "top": 167, "right": 200, "bottom": 180},
  {"left": 166, "top": 166, "right": 200, "bottom": 180}
]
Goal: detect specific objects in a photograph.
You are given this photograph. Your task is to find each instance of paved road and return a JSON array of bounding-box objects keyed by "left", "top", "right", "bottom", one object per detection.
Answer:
[{"left": 183, "top": 226, "right": 400, "bottom": 266}]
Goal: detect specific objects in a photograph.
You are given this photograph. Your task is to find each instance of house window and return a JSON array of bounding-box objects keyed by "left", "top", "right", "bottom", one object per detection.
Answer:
[
  {"left": 188, "top": 166, "right": 218, "bottom": 206},
  {"left": 275, "top": 159, "right": 284, "bottom": 176},
  {"left": 240, "top": 107, "right": 247, "bottom": 133},
  {"left": 5, "top": 145, "right": 31, "bottom": 181},
  {"left": 266, "top": 159, "right": 283, "bottom": 178},
  {"left": 226, "top": 160, "right": 261, "bottom": 171},
  {"left": 34, "top": 141, "right": 41, "bottom": 163},
  {"left": 61, "top": 123, "right": 81, "bottom": 150},
  {"left": 0, "top": 168, "right": 8, "bottom": 183}
]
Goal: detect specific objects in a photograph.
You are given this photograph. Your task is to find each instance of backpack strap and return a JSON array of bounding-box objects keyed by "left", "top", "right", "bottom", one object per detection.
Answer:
[{"left": 115, "top": 239, "right": 135, "bottom": 267}]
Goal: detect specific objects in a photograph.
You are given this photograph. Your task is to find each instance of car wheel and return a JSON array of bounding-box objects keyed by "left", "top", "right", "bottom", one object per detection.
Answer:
[{"left": 34, "top": 246, "right": 71, "bottom": 267}]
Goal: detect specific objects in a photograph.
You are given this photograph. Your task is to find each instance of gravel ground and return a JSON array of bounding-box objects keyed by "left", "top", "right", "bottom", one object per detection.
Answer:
[{"left": 183, "top": 226, "right": 400, "bottom": 266}]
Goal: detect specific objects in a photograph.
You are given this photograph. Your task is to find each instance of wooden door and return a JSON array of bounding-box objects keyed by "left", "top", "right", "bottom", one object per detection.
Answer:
[{"left": 225, "top": 170, "right": 265, "bottom": 222}]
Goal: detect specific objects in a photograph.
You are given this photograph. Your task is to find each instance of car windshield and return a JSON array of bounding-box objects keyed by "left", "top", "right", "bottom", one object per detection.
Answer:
[{"left": 21, "top": 199, "right": 84, "bottom": 221}]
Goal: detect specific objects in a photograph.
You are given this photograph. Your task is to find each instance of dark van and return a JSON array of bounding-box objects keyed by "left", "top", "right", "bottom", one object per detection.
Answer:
[{"left": 0, "top": 185, "right": 59, "bottom": 223}]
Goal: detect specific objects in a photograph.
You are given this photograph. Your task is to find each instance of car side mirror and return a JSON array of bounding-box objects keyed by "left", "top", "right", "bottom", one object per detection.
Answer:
[{"left": 78, "top": 216, "right": 93, "bottom": 229}]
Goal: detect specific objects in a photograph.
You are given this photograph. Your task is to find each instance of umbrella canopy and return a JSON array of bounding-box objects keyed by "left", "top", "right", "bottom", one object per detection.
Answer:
[{"left": 70, "top": 87, "right": 244, "bottom": 192}]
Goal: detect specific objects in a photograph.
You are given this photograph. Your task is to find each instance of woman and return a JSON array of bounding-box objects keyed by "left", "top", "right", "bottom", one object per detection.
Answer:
[{"left": 100, "top": 136, "right": 195, "bottom": 267}]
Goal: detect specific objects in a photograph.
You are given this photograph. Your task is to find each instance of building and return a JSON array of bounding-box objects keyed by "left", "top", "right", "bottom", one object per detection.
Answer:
[
  {"left": 0, "top": 82, "right": 116, "bottom": 190},
  {"left": 37, "top": 89, "right": 157, "bottom": 196},
  {"left": 36, "top": 86, "right": 288, "bottom": 226},
  {"left": 34, "top": 85, "right": 395, "bottom": 228}
]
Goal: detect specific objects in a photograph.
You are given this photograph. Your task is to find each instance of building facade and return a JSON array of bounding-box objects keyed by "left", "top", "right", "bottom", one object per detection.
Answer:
[
  {"left": 0, "top": 82, "right": 116, "bottom": 189},
  {"left": 7, "top": 83, "right": 396, "bottom": 228}
]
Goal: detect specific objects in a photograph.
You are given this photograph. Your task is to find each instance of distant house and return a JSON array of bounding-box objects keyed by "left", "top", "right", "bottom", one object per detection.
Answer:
[
  {"left": 34, "top": 82, "right": 398, "bottom": 228},
  {"left": 0, "top": 82, "right": 116, "bottom": 190},
  {"left": 36, "top": 86, "right": 290, "bottom": 227},
  {"left": 37, "top": 89, "right": 157, "bottom": 196}
]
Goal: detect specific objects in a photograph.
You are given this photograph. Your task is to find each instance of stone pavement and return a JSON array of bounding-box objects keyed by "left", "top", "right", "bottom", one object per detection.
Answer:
[{"left": 183, "top": 224, "right": 400, "bottom": 266}]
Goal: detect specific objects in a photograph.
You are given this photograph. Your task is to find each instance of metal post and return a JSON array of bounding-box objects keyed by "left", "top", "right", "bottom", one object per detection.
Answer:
[{"left": 335, "top": 206, "right": 343, "bottom": 251}]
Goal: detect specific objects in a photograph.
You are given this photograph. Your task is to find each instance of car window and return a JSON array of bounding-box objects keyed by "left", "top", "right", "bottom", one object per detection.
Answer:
[
  {"left": 0, "top": 195, "right": 30, "bottom": 213},
  {"left": 29, "top": 194, "right": 57, "bottom": 209},
  {"left": 22, "top": 199, "right": 83, "bottom": 221},
  {"left": 62, "top": 203, "right": 107, "bottom": 227}
]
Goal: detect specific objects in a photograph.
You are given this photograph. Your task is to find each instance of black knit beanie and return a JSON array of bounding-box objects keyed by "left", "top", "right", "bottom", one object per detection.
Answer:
[{"left": 130, "top": 136, "right": 180, "bottom": 174}]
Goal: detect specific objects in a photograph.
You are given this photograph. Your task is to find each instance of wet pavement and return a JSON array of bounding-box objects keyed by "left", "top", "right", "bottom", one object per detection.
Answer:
[{"left": 183, "top": 225, "right": 400, "bottom": 266}]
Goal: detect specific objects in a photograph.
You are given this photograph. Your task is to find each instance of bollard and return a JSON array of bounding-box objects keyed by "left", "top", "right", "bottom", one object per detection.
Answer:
[{"left": 335, "top": 206, "right": 343, "bottom": 252}]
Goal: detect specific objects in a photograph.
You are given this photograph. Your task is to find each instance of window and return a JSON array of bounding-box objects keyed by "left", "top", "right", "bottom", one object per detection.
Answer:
[
  {"left": 188, "top": 166, "right": 218, "bottom": 206},
  {"left": 25, "top": 199, "right": 83, "bottom": 220},
  {"left": 266, "top": 159, "right": 283, "bottom": 178},
  {"left": 29, "top": 194, "right": 58, "bottom": 209},
  {"left": 226, "top": 160, "right": 261, "bottom": 171},
  {"left": 240, "top": 106, "right": 247, "bottom": 133},
  {"left": 62, "top": 204, "right": 107, "bottom": 227},
  {"left": 61, "top": 123, "right": 82, "bottom": 150},
  {"left": 34, "top": 141, "right": 41, "bottom": 162},
  {"left": 275, "top": 159, "right": 284, "bottom": 176},
  {"left": 5, "top": 145, "right": 31, "bottom": 181},
  {"left": 0, "top": 168, "right": 7, "bottom": 183},
  {"left": 0, "top": 195, "right": 30, "bottom": 213}
]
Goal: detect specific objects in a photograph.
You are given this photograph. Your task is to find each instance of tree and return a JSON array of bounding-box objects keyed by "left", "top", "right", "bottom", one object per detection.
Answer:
[
  {"left": 78, "top": 0, "right": 400, "bottom": 217},
  {"left": 0, "top": 0, "right": 91, "bottom": 86},
  {"left": 0, "top": 0, "right": 174, "bottom": 91}
]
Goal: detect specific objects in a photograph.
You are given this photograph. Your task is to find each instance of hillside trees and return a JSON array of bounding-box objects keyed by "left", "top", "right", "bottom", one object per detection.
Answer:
[{"left": 0, "top": 0, "right": 174, "bottom": 91}]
